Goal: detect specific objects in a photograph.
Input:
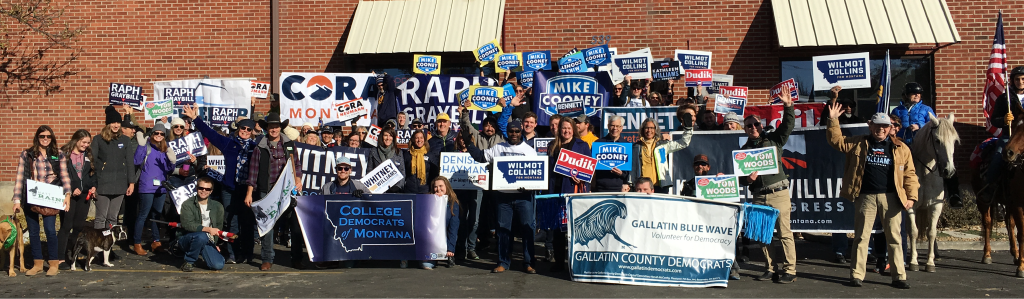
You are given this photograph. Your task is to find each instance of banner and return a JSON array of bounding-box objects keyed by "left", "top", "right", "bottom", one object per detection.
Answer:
[
  {"left": 365, "top": 124, "right": 381, "bottom": 147},
  {"left": 252, "top": 160, "right": 296, "bottom": 237},
  {"left": 558, "top": 51, "right": 587, "bottom": 73},
  {"left": 532, "top": 71, "right": 614, "bottom": 125},
  {"left": 731, "top": 147, "right": 780, "bottom": 175},
  {"left": 396, "top": 75, "right": 496, "bottom": 129},
  {"left": 612, "top": 49, "right": 653, "bottom": 79},
  {"left": 592, "top": 142, "right": 632, "bottom": 171},
  {"left": 556, "top": 100, "right": 585, "bottom": 117},
  {"left": 439, "top": 152, "right": 490, "bottom": 190},
  {"left": 474, "top": 39, "right": 503, "bottom": 66},
  {"left": 144, "top": 99, "right": 174, "bottom": 120},
  {"left": 466, "top": 85, "right": 503, "bottom": 112},
  {"left": 583, "top": 45, "right": 611, "bottom": 67},
  {"left": 413, "top": 54, "right": 442, "bottom": 75},
  {"left": 496, "top": 52, "right": 523, "bottom": 73},
  {"left": 109, "top": 83, "right": 144, "bottom": 109},
  {"left": 667, "top": 125, "right": 870, "bottom": 232},
  {"left": 674, "top": 50, "right": 712, "bottom": 70},
  {"left": 295, "top": 193, "right": 447, "bottom": 262},
  {"left": 567, "top": 193, "right": 740, "bottom": 287},
  {"left": 554, "top": 149, "right": 597, "bottom": 183},
  {"left": 295, "top": 143, "right": 372, "bottom": 195},
  {"left": 153, "top": 79, "right": 253, "bottom": 128},
  {"left": 601, "top": 107, "right": 681, "bottom": 143},
  {"left": 770, "top": 78, "right": 800, "bottom": 104},
  {"left": 694, "top": 175, "right": 740, "bottom": 202},
  {"left": 25, "top": 179, "right": 65, "bottom": 210},
  {"left": 533, "top": 138, "right": 553, "bottom": 155},
  {"left": 167, "top": 132, "right": 208, "bottom": 164},
  {"left": 714, "top": 86, "right": 747, "bottom": 116},
  {"left": 360, "top": 159, "right": 404, "bottom": 194},
  {"left": 684, "top": 69, "right": 713, "bottom": 87},
  {"left": 707, "top": 74, "right": 733, "bottom": 96},
  {"left": 812, "top": 52, "right": 871, "bottom": 90},
  {"left": 651, "top": 61, "right": 681, "bottom": 81},
  {"left": 491, "top": 156, "right": 548, "bottom": 190},
  {"left": 744, "top": 103, "right": 824, "bottom": 128},
  {"left": 168, "top": 177, "right": 197, "bottom": 214},
  {"left": 335, "top": 98, "right": 371, "bottom": 122},
  {"left": 523, "top": 51, "right": 552, "bottom": 71},
  {"left": 278, "top": 72, "right": 375, "bottom": 127},
  {"left": 251, "top": 81, "right": 270, "bottom": 99}
]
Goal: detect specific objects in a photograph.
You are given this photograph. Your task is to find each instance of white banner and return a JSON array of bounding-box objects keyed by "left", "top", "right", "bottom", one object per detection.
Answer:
[
  {"left": 252, "top": 160, "right": 296, "bottom": 237},
  {"left": 26, "top": 179, "right": 65, "bottom": 210},
  {"left": 360, "top": 159, "right": 404, "bottom": 194},
  {"left": 439, "top": 152, "right": 490, "bottom": 190},
  {"left": 491, "top": 156, "right": 548, "bottom": 191},
  {"left": 279, "top": 72, "right": 376, "bottom": 127},
  {"left": 153, "top": 79, "right": 252, "bottom": 128}
]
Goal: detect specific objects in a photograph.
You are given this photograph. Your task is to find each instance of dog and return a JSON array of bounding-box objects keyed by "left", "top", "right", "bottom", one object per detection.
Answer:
[
  {"left": 70, "top": 225, "right": 125, "bottom": 271},
  {"left": 0, "top": 214, "right": 25, "bottom": 277}
]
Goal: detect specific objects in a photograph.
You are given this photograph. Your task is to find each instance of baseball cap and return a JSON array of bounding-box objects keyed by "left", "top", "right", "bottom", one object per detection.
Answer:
[
  {"left": 693, "top": 154, "right": 709, "bottom": 164},
  {"left": 335, "top": 156, "right": 354, "bottom": 166},
  {"left": 574, "top": 115, "right": 589, "bottom": 124},
  {"left": 411, "top": 118, "right": 424, "bottom": 125},
  {"left": 436, "top": 113, "right": 451, "bottom": 122},
  {"left": 869, "top": 113, "right": 892, "bottom": 125}
]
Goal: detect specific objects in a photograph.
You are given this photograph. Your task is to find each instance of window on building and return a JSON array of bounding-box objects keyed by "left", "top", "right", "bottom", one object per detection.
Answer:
[{"left": 780, "top": 56, "right": 933, "bottom": 116}]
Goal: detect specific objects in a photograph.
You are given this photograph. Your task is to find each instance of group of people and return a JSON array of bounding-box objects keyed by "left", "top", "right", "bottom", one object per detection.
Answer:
[{"left": 12, "top": 68, "right": 1017, "bottom": 291}]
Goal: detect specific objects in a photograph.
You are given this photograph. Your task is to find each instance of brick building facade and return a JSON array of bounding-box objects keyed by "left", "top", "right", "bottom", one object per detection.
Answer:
[{"left": 0, "top": 0, "right": 1018, "bottom": 182}]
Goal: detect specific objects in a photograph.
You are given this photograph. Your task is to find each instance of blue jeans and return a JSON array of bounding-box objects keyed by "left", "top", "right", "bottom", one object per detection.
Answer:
[
  {"left": 495, "top": 195, "right": 535, "bottom": 269},
  {"left": 456, "top": 189, "right": 481, "bottom": 254},
  {"left": 24, "top": 207, "right": 58, "bottom": 260},
  {"left": 986, "top": 138, "right": 1009, "bottom": 183},
  {"left": 220, "top": 186, "right": 238, "bottom": 259},
  {"left": 181, "top": 232, "right": 225, "bottom": 270},
  {"left": 135, "top": 193, "right": 166, "bottom": 244}
]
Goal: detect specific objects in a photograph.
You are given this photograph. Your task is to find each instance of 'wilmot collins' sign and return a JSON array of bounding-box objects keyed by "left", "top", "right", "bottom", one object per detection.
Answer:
[{"left": 812, "top": 52, "right": 871, "bottom": 90}]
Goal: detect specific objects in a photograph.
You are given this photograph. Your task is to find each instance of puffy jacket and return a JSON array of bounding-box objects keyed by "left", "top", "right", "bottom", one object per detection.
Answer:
[
  {"left": 890, "top": 102, "right": 935, "bottom": 144},
  {"left": 826, "top": 117, "right": 919, "bottom": 205}
]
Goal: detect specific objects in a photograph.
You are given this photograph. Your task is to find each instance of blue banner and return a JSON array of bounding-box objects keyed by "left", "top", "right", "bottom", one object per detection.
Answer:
[
  {"left": 295, "top": 143, "right": 372, "bottom": 195},
  {"left": 296, "top": 193, "right": 448, "bottom": 262},
  {"left": 396, "top": 75, "right": 497, "bottom": 130},
  {"left": 523, "top": 51, "right": 552, "bottom": 71},
  {"left": 592, "top": 142, "right": 632, "bottom": 171},
  {"left": 583, "top": 45, "right": 611, "bottom": 67},
  {"left": 558, "top": 52, "right": 587, "bottom": 73},
  {"left": 532, "top": 71, "right": 614, "bottom": 126}
]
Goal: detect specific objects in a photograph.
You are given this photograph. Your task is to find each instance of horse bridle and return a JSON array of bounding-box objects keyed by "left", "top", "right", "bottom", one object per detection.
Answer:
[{"left": 913, "top": 129, "right": 948, "bottom": 176}]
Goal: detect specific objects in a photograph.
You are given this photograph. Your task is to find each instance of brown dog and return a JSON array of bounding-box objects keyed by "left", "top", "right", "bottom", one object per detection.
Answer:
[{"left": 0, "top": 214, "right": 26, "bottom": 277}]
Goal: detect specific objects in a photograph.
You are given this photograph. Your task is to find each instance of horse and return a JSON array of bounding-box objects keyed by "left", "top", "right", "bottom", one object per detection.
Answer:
[
  {"left": 974, "top": 120, "right": 1024, "bottom": 277},
  {"left": 907, "top": 114, "right": 959, "bottom": 273}
]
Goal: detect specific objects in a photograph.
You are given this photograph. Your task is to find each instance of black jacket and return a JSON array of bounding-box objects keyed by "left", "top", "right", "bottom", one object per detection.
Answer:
[
  {"left": 64, "top": 152, "right": 96, "bottom": 201},
  {"left": 402, "top": 148, "right": 439, "bottom": 194},
  {"left": 994, "top": 91, "right": 1024, "bottom": 136},
  {"left": 91, "top": 134, "right": 137, "bottom": 194},
  {"left": 591, "top": 135, "right": 630, "bottom": 192},
  {"left": 372, "top": 74, "right": 400, "bottom": 127}
]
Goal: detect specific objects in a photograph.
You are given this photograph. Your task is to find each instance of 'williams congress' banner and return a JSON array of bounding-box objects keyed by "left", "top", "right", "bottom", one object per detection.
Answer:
[
  {"left": 296, "top": 193, "right": 448, "bottom": 262},
  {"left": 532, "top": 71, "right": 614, "bottom": 126},
  {"left": 812, "top": 52, "right": 871, "bottom": 90},
  {"left": 153, "top": 79, "right": 253, "bottom": 128},
  {"left": 667, "top": 125, "right": 869, "bottom": 232},
  {"left": 279, "top": 72, "right": 376, "bottom": 127},
  {"left": 567, "top": 193, "right": 740, "bottom": 287},
  {"left": 295, "top": 143, "right": 372, "bottom": 195}
]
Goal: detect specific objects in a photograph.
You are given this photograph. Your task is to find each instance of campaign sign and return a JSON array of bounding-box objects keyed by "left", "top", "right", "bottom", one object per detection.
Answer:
[
  {"left": 715, "top": 86, "right": 747, "bottom": 116},
  {"left": 558, "top": 51, "right": 587, "bottom": 73},
  {"left": 592, "top": 142, "right": 632, "bottom": 171},
  {"left": 206, "top": 155, "right": 225, "bottom": 173},
  {"left": 518, "top": 71, "right": 535, "bottom": 88},
  {"left": 746, "top": 103, "right": 824, "bottom": 128},
  {"left": 684, "top": 69, "right": 713, "bottom": 87},
  {"left": 567, "top": 193, "right": 740, "bottom": 287},
  {"left": 731, "top": 147, "right": 779, "bottom": 175},
  {"left": 365, "top": 125, "right": 381, "bottom": 147},
  {"left": 25, "top": 179, "right": 65, "bottom": 210},
  {"left": 466, "top": 85, "right": 503, "bottom": 112},
  {"left": 335, "top": 98, "right": 371, "bottom": 122},
  {"left": 413, "top": 54, "right": 441, "bottom": 75},
  {"left": 707, "top": 74, "right": 733, "bottom": 95},
  {"left": 554, "top": 149, "right": 597, "bottom": 183},
  {"left": 168, "top": 177, "right": 198, "bottom": 214},
  {"left": 144, "top": 99, "right": 174, "bottom": 120},
  {"left": 523, "top": 51, "right": 552, "bottom": 71},
  {"left": 561, "top": 47, "right": 580, "bottom": 59},
  {"left": 601, "top": 107, "right": 681, "bottom": 143},
  {"left": 533, "top": 71, "right": 614, "bottom": 125},
  {"left": 770, "top": 78, "right": 800, "bottom": 103},
  {"left": 502, "top": 83, "right": 517, "bottom": 107},
  {"left": 556, "top": 100, "right": 586, "bottom": 117},
  {"left": 674, "top": 50, "right": 712, "bottom": 70},
  {"left": 812, "top": 52, "right": 870, "bottom": 90},
  {"left": 207, "top": 107, "right": 248, "bottom": 126},
  {"left": 694, "top": 175, "right": 740, "bottom": 202},
  {"left": 109, "top": 83, "right": 144, "bottom": 109},
  {"left": 278, "top": 73, "right": 375, "bottom": 127},
  {"left": 154, "top": 78, "right": 253, "bottom": 128},
  {"left": 251, "top": 81, "right": 270, "bottom": 99},
  {"left": 295, "top": 143, "right": 372, "bottom": 195},
  {"left": 395, "top": 129, "right": 411, "bottom": 146},
  {"left": 360, "top": 159, "right": 405, "bottom": 194},
  {"left": 583, "top": 45, "right": 611, "bottom": 67},
  {"left": 651, "top": 61, "right": 681, "bottom": 81},
  {"left": 492, "top": 156, "right": 548, "bottom": 190},
  {"left": 396, "top": 75, "right": 497, "bottom": 131},
  {"left": 167, "top": 131, "right": 208, "bottom": 164},
  {"left": 533, "top": 138, "right": 553, "bottom": 155},
  {"left": 496, "top": 52, "right": 523, "bottom": 73},
  {"left": 164, "top": 87, "right": 195, "bottom": 107},
  {"left": 439, "top": 152, "right": 490, "bottom": 190},
  {"left": 474, "top": 39, "right": 503, "bottom": 66},
  {"left": 612, "top": 50, "right": 653, "bottom": 79}
]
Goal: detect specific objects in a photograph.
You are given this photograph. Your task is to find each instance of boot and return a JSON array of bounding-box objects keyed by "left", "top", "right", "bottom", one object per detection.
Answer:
[
  {"left": 46, "top": 260, "right": 59, "bottom": 276},
  {"left": 150, "top": 241, "right": 163, "bottom": 253},
  {"left": 133, "top": 243, "right": 147, "bottom": 255},
  {"left": 25, "top": 260, "right": 44, "bottom": 276}
]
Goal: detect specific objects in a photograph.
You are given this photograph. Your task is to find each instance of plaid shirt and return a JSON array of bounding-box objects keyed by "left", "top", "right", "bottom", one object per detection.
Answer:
[
  {"left": 245, "top": 139, "right": 301, "bottom": 189},
  {"left": 12, "top": 150, "right": 71, "bottom": 203}
]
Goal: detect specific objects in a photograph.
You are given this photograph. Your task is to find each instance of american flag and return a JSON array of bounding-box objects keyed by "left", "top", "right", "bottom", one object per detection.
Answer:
[{"left": 984, "top": 12, "right": 1007, "bottom": 137}]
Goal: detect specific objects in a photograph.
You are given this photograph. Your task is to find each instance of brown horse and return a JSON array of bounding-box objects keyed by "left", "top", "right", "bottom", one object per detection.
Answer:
[{"left": 973, "top": 121, "right": 1024, "bottom": 277}]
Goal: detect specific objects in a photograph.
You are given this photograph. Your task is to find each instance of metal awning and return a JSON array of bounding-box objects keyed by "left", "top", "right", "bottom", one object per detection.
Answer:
[
  {"left": 771, "top": 0, "right": 961, "bottom": 47},
  {"left": 343, "top": 0, "right": 506, "bottom": 54}
]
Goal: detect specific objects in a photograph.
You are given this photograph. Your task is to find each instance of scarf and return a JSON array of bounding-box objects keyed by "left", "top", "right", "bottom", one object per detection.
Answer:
[
  {"left": 234, "top": 135, "right": 256, "bottom": 184},
  {"left": 377, "top": 141, "right": 396, "bottom": 161},
  {"left": 410, "top": 145, "right": 428, "bottom": 184}
]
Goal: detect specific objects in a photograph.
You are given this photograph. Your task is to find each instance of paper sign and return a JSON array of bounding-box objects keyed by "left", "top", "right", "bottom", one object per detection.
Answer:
[
  {"left": 474, "top": 39, "right": 503, "bottom": 66},
  {"left": 771, "top": 78, "right": 800, "bottom": 103},
  {"left": 561, "top": 48, "right": 580, "bottom": 60},
  {"left": 558, "top": 51, "right": 587, "bottom": 73},
  {"left": 413, "top": 54, "right": 442, "bottom": 75},
  {"left": 492, "top": 156, "right": 549, "bottom": 190},
  {"left": 25, "top": 179, "right": 65, "bottom": 210},
  {"left": 251, "top": 81, "right": 270, "bottom": 99},
  {"left": 206, "top": 155, "right": 225, "bottom": 173},
  {"left": 334, "top": 98, "right": 371, "bottom": 122},
  {"left": 612, "top": 49, "right": 653, "bottom": 79},
  {"left": 144, "top": 99, "right": 174, "bottom": 120},
  {"left": 553, "top": 149, "right": 597, "bottom": 183},
  {"left": 169, "top": 177, "right": 197, "bottom": 214},
  {"left": 684, "top": 69, "right": 713, "bottom": 87},
  {"left": 674, "top": 50, "right": 712, "bottom": 70},
  {"left": 439, "top": 152, "right": 490, "bottom": 190},
  {"left": 556, "top": 100, "right": 585, "bottom": 117},
  {"left": 365, "top": 124, "right": 381, "bottom": 147},
  {"left": 592, "top": 142, "right": 632, "bottom": 171},
  {"left": 518, "top": 71, "right": 535, "bottom": 88},
  {"left": 167, "top": 131, "right": 208, "bottom": 164},
  {"left": 523, "top": 51, "right": 552, "bottom": 71},
  {"left": 496, "top": 52, "right": 523, "bottom": 73},
  {"left": 812, "top": 52, "right": 871, "bottom": 90},
  {"left": 533, "top": 138, "right": 553, "bottom": 155},
  {"left": 732, "top": 146, "right": 780, "bottom": 175},
  {"left": 360, "top": 159, "right": 405, "bottom": 194},
  {"left": 502, "top": 83, "right": 516, "bottom": 107},
  {"left": 109, "top": 83, "right": 144, "bottom": 109},
  {"left": 707, "top": 74, "right": 734, "bottom": 95},
  {"left": 395, "top": 129, "right": 411, "bottom": 146},
  {"left": 465, "top": 85, "right": 503, "bottom": 112},
  {"left": 694, "top": 175, "right": 740, "bottom": 202},
  {"left": 651, "top": 61, "right": 681, "bottom": 81},
  {"left": 583, "top": 45, "right": 611, "bottom": 67},
  {"left": 715, "top": 86, "right": 747, "bottom": 116}
]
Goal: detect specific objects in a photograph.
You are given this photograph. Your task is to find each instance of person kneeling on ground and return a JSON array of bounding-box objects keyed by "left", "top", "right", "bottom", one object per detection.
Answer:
[{"left": 179, "top": 177, "right": 226, "bottom": 272}]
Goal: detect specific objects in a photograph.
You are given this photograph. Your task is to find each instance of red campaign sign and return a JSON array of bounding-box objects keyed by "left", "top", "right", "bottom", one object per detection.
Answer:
[
  {"left": 741, "top": 103, "right": 825, "bottom": 128},
  {"left": 719, "top": 86, "right": 748, "bottom": 100},
  {"left": 684, "top": 69, "right": 713, "bottom": 87},
  {"left": 770, "top": 78, "right": 800, "bottom": 103},
  {"left": 553, "top": 149, "right": 597, "bottom": 183}
]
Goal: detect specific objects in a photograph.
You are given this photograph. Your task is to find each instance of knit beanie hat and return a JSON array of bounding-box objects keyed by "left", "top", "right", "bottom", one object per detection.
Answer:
[{"left": 105, "top": 105, "right": 121, "bottom": 125}]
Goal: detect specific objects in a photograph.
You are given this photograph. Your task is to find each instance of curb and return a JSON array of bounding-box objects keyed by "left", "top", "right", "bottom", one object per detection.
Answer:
[{"left": 932, "top": 241, "right": 1009, "bottom": 251}]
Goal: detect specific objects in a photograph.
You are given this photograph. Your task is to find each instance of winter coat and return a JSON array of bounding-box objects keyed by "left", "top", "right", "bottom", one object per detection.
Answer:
[
  {"left": 91, "top": 133, "right": 137, "bottom": 194},
  {"left": 739, "top": 105, "right": 795, "bottom": 193},
  {"left": 134, "top": 142, "right": 175, "bottom": 194},
  {"left": 194, "top": 118, "right": 254, "bottom": 190},
  {"left": 891, "top": 102, "right": 935, "bottom": 144},
  {"left": 826, "top": 117, "right": 919, "bottom": 205},
  {"left": 630, "top": 129, "right": 693, "bottom": 187}
]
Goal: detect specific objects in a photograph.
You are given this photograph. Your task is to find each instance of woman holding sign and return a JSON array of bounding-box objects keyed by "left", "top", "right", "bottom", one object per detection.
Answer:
[
  {"left": 132, "top": 125, "right": 175, "bottom": 255},
  {"left": 11, "top": 125, "right": 71, "bottom": 276},
  {"left": 167, "top": 118, "right": 206, "bottom": 188},
  {"left": 545, "top": 118, "right": 592, "bottom": 272},
  {"left": 421, "top": 177, "right": 461, "bottom": 270},
  {"left": 370, "top": 127, "right": 407, "bottom": 193}
]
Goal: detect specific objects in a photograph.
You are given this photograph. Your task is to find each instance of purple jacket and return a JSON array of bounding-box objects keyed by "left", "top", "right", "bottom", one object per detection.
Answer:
[{"left": 134, "top": 143, "right": 174, "bottom": 194}]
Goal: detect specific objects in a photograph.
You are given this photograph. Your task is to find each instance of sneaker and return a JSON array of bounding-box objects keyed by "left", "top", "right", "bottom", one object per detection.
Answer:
[
  {"left": 755, "top": 271, "right": 774, "bottom": 281},
  {"left": 834, "top": 253, "right": 847, "bottom": 264},
  {"left": 891, "top": 280, "right": 911, "bottom": 289},
  {"left": 847, "top": 278, "right": 863, "bottom": 287},
  {"left": 399, "top": 260, "right": 408, "bottom": 268},
  {"left": 729, "top": 271, "right": 741, "bottom": 280},
  {"left": 180, "top": 262, "right": 194, "bottom": 272},
  {"left": 467, "top": 250, "right": 479, "bottom": 260},
  {"left": 777, "top": 273, "right": 797, "bottom": 284},
  {"left": 225, "top": 256, "right": 237, "bottom": 265}
]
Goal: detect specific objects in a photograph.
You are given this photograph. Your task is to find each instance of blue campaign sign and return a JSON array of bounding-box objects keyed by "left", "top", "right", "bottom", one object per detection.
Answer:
[
  {"left": 592, "top": 142, "right": 632, "bottom": 171},
  {"left": 674, "top": 50, "right": 712, "bottom": 70},
  {"left": 523, "top": 51, "right": 552, "bottom": 71},
  {"left": 518, "top": 71, "right": 535, "bottom": 88},
  {"left": 532, "top": 71, "right": 614, "bottom": 126},
  {"left": 583, "top": 45, "right": 611, "bottom": 67},
  {"left": 558, "top": 52, "right": 587, "bottom": 73},
  {"left": 502, "top": 83, "right": 516, "bottom": 104},
  {"left": 496, "top": 52, "right": 522, "bottom": 72}
]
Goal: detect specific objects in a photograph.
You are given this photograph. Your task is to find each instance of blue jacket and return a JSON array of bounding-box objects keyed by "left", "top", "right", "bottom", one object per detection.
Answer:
[
  {"left": 194, "top": 119, "right": 254, "bottom": 190},
  {"left": 891, "top": 102, "right": 935, "bottom": 144},
  {"left": 134, "top": 143, "right": 174, "bottom": 194},
  {"left": 445, "top": 201, "right": 460, "bottom": 253}
]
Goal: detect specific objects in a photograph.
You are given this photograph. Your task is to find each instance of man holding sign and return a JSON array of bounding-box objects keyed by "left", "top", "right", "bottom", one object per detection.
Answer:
[{"left": 739, "top": 90, "right": 797, "bottom": 284}]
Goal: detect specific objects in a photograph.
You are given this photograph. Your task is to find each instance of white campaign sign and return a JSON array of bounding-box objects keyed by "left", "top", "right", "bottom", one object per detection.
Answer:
[
  {"left": 611, "top": 48, "right": 654, "bottom": 80},
  {"left": 812, "top": 52, "right": 871, "bottom": 90},
  {"left": 360, "top": 159, "right": 405, "bottom": 194},
  {"left": 25, "top": 179, "right": 65, "bottom": 210},
  {"left": 169, "top": 178, "right": 197, "bottom": 214},
  {"left": 439, "top": 152, "right": 490, "bottom": 190},
  {"left": 153, "top": 78, "right": 253, "bottom": 128},
  {"left": 252, "top": 161, "right": 296, "bottom": 237},
  {"left": 365, "top": 125, "right": 381, "bottom": 147},
  {"left": 279, "top": 72, "right": 376, "bottom": 127},
  {"left": 491, "top": 156, "right": 548, "bottom": 191}
]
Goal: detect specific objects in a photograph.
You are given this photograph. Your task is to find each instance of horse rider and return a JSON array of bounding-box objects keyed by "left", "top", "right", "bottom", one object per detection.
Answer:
[
  {"left": 890, "top": 82, "right": 962, "bottom": 207},
  {"left": 989, "top": 66, "right": 1024, "bottom": 191}
]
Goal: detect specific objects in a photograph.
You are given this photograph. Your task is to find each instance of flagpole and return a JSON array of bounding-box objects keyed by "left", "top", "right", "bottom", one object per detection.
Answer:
[{"left": 1004, "top": 10, "right": 1012, "bottom": 137}]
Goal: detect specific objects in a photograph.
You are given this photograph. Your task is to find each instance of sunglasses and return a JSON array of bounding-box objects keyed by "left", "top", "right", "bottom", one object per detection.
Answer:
[
  {"left": 197, "top": 187, "right": 213, "bottom": 192},
  {"left": 615, "top": 88, "right": 623, "bottom": 91},
  {"left": 152, "top": 132, "right": 165, "bottom": 136},
  {"left": 745, "top": 123, "right": 761, "bottom": 129},
  {"left": 173, "top": 125, "right": 186, "bottom": 129},
  {"left": 694, "top": 162, "right": 709, "bottom": 167},
  {"left": 508, "top": 129, "right": 522, "bottom": 134},
  {"left": 336, "top": 166, "right": 351, "bottom": 171},
  {"left": 37, "top": 134, "right": 52, "bottom": 139},
  {"left": 239, "top": 127, "right": 254, "bottom": 132}
]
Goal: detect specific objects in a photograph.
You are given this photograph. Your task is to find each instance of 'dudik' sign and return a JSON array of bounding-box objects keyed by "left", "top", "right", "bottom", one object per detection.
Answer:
[{"left": 554, "top": 149, "right": 597, "bottom": 183}]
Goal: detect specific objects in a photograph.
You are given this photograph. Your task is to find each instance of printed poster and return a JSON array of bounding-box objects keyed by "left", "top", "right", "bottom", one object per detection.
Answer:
[
  {"left": 651, "top": 61, "right": 681, "bottom": 81},
  {"left": 277, "top": 72, "right": 375, "bottom": 127},
  {"left": 553, "top": 149, "right": 597, "bottom": 183},
  {"left": 496, "top": 52, "right": 523, "bottom": 73},
  {"left": 592, "top": 142, "right": 632, "bottom": 171},
  {"left": 474, "top": 39, "right": 503, "bottom": 66},
  {"left": 109, "top": 83, "right": 144, "bottom": 109},
  {"left": 611, "top": 48, "right": 653, "bottom": 79},
  {"left": 558, "top": 51, "right": 587, "bottom": 73},
  {"left": 770, "top": 79, "right": 800, "bottom": 104},
  {"left": 144, "top": 99, "right": 174, "bottom": 120},
  {"left": 153, "top": 78, "right": 253, "bottom": 128},
  {"left": 439, "top": 152, "right": 490, "bottom": 190},
  {"left": 167, "top": 131, "right": 208, "bottom": 164},
  {"left": 731, "top": 147, "right": 780, "bottom": 175},
  {"left": 251, "top": 81, "right": 270, "bottom": 99},
  {"left": 360, "top": 159, "right": 405, "bottom": 194},
  {"left": 25, "top": 179, "right": 65, "bottom": 210},
  {"left": 413, "top": 55, "right": 442, "bottom": 75},
  {"left": 491, "top": 156, "right": 548, "bottom": 190},
  {"left": 583, "top": 45, "right": 611, "bottom": 67},
  {"left": 714, "top": 86, "right": 747, "bottom": 116},
  {"left": 693, "top": 175, "right": 741, "bottom": 203},
  {"left": 523, "top": 51, "right": 552, "bottom": 71},
  {"left": 684, "top": 69, "right": 713, "bottom": 87},
  {"left": 466, "top": 85, "right": 503, "bottom": 112},
  {"left": 674, "top": 50, "right": 712, "bottom": 70},
  {"left": 812, "top": 52, "right": 871, "bottom": 90}
]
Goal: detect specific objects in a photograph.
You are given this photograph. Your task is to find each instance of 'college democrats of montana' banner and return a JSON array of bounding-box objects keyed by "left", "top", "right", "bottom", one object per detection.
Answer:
[
  {"left": 395, "top": 74, "right": 497, "bottom": 130},
  {"left": 295, "top": 193, "right": 448, "bottom": 262},
  {"left": 294, "top": 143, "right": 372, "bottom": 195},
  {"left": 532, "top": 71, "right": 614, "bottom": 126},
  {"left": 153, "top": 79, "right": 253, "bottom": 128},
  {"left": 567, "top": 193, "right": 740, "bottom": 287},
  {"left": 667, "top": 125, "right": 869, "bottom": 232},
  {"left": 279, "top": 73, "right": 377, "bottom": 127}
]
